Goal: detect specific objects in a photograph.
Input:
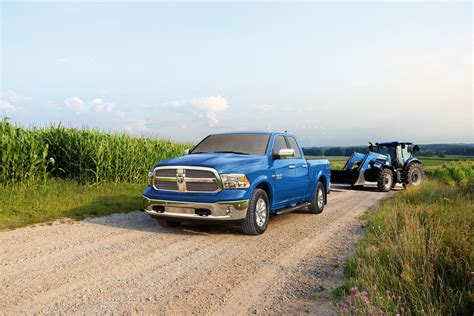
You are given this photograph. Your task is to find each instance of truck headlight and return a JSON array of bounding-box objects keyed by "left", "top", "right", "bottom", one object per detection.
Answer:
[{"left": 220, "top": 174, "right": 250, "bottom": 189}]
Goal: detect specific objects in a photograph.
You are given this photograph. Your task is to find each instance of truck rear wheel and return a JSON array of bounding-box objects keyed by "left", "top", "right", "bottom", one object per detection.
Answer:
[
  {"left": 377, "top": 169, "right": 393, "bottom": 192},
  {"left": 308, "top": 182, "right": 325, "bottom": 214},
  {"left": 241, "top": 189, "right": 269, "bottom": 235}
]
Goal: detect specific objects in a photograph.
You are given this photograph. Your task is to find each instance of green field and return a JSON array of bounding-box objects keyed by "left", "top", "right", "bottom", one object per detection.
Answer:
[
  {"left": 0, "top": 118, "right": 188, "bottom": 229},
  {"left": 336, "top": 161, "right": 473, "bottom": 314},
  {"left": 1, "top": 118, "right": 189, "bottom": 186}
]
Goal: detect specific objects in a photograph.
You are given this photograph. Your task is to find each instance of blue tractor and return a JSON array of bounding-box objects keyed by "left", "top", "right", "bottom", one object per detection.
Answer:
[{"left": 331, "top": 142, "right": 424, "bottom": 192}]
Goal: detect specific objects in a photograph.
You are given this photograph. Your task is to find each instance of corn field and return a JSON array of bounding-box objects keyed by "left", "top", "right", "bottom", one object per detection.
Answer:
[{"left": 0, "top": 118, "right": 189, "bottom": 186}]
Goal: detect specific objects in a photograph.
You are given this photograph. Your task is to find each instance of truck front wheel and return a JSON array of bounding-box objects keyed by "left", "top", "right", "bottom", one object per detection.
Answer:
[
  {"left": 241, "top": 189, "right": 270, "bottom": 235},
  {"left": 308, "top": 182, "right": 325, "bottom": 214}
]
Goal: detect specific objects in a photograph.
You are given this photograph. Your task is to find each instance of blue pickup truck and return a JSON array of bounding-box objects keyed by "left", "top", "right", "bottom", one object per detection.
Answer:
[{"left": 143, "top": 132, "right": 330, "bottom": 235}]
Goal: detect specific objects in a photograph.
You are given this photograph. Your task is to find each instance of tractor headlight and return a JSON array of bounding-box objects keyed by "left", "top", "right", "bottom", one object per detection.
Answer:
[{"left": 220, "top": 174, "right": 250, "bottom": 189}]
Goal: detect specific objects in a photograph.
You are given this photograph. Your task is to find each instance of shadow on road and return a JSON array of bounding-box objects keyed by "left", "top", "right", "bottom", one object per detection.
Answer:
[
  {"left": 331, "top": 183, "right": 403, "bottom": 192},
  {"left": 69, "top": 195, "right": 249, "bottom": 236}
]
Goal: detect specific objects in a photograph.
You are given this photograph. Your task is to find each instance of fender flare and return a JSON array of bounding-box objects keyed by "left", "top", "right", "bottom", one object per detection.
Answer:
[{"left": 248, "top": 176, "right": 274, "bottom": 205}]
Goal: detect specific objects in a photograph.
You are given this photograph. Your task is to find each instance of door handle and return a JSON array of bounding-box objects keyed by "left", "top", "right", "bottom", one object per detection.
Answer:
[
  {"left": 302, "top": 164, "right": 308, "bottom": 168},
  {"left": 289, "top": 165, "right": 295, "bottom": 169}
]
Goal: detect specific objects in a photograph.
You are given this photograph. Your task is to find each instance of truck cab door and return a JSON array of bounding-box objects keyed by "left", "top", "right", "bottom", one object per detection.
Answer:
[
  {"left": 270, "top": 136, "right": 296, "bottom": 207},
  {"left": 285, "top": 136, "right": 309, "bottom": 200}
]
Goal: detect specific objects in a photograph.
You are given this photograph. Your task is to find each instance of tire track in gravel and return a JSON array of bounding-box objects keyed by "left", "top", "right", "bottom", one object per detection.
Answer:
[{"left": 0, "top": 185, "right": 392, "bottom": 314}]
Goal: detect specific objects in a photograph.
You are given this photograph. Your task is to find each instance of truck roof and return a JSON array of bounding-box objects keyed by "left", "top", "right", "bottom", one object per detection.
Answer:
[{"left": 210, "top": 131, "right": 297, "bottom": 137}]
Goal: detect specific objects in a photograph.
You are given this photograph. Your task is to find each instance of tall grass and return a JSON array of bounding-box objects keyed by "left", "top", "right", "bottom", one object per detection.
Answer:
[
  {"left": 0, "top": 118, "right": 189, "bottom": 186},
  {"left": 338, "top": 162, "right": 473, "bottom": 315}
]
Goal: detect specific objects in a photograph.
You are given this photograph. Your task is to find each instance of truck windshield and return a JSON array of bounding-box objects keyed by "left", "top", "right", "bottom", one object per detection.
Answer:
[{"left": 191, "top": 134, "right": 271, "bottom": 156}]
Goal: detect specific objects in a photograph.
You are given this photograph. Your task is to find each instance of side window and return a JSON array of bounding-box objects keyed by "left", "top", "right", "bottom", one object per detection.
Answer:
[
  {"left": 285, "top": 137, "right": 302, "bottom": 158},
  {"left": 401, "top": 145, "right": 410, "bottom": 161},
  {"left": 272, "top": 136, "right": 288, "bottom": 156}
]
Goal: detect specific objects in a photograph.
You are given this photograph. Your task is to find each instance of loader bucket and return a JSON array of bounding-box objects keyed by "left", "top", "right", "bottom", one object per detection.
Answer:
[{"left": 331, "top": 170, "right": 366, "bottom": 186}]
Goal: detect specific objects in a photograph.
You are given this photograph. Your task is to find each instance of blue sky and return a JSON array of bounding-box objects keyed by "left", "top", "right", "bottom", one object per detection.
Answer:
[{"left": 1, "top": 2, "right": 472, "bottom": 146}]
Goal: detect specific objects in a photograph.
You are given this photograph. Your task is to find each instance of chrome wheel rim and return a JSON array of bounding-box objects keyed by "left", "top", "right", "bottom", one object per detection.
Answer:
[
  {"left": 317, "top": 187, "right": 324, "bottom": 209},
  {"left": 255, "top": 198, "right": 267, "bottom": 227}
]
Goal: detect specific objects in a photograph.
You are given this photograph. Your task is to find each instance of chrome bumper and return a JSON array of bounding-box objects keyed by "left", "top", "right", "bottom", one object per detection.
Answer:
[{"left": 143, "top": 196, "right": 249, "bottom": 221}]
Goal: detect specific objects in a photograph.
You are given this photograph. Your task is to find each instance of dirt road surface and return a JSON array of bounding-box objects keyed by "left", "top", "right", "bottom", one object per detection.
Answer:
[{"left": 0, "top": 185, "right": 393, "bottom": 314}]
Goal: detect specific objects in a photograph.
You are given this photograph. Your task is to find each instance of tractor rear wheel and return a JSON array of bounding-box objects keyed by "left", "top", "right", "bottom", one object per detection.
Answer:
[
  {"left": 377, "top": 169, "right": 393, "bottom": 192},
  {"left": 404, "top": 163, "right": 424, "bottom": 187}
]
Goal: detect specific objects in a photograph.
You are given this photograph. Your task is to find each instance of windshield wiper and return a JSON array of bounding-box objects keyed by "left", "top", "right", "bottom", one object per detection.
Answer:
[{"left": 212, "top": 151, "right": 250, "bottom": 155}]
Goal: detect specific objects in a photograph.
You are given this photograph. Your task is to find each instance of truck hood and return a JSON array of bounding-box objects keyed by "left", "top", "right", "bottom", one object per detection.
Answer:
[{"left": 156, "top": 153, "right": 267, "bottom": 174}]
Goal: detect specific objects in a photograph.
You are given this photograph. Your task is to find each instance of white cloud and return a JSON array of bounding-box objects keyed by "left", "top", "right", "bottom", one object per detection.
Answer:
[
  {"left": 89, "top": 98, "right": 114, "bottom": 112},
  {"left": 169, "top": 95, "right": 230, "bottom": 126},
  {"left": 64, "top": 96, "right": 115, "bottom": 114},
  {"left": 0, "top": 90, "right": 31, "bottom": 111},
  {"left": 65, "top": 96, "right": 87, "bottom": 113}
]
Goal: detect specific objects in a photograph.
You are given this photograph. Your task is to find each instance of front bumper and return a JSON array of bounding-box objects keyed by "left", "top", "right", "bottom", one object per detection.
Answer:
[{"left": 143, "top": 196, "right": 249, "bottom": 221}]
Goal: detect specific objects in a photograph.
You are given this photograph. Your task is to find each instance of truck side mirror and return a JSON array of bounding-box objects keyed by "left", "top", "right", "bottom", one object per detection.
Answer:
[
  {"left": 412, "top": 145, "right": 420, "bottom": 153},
  {"left": 277, "top": 148, "right": 295, "bottom": 159},
  {"left": 183, "top": 149, "right": 190, "bottom": 155}
]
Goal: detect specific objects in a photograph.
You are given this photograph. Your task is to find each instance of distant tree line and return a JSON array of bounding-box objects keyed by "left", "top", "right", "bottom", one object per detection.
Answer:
[{"left": 303, "top": 143, "right": 474, "bottom": 157}]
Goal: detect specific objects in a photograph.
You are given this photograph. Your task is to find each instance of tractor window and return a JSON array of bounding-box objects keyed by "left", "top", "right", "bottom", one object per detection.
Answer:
[
  {"left": 375, "top": 146, "right": 396, "bottom": 163},
  {"left": 401, "top": 145, "right": 411, "bottom": 161},
  {"left": 375, "top": 146, "right": 389, "bottom": 155}
]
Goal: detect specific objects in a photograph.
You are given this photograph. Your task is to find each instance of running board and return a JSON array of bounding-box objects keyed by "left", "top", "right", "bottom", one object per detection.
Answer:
[{"left": 275, "top": 202, "right": 310, "bottom": 215}]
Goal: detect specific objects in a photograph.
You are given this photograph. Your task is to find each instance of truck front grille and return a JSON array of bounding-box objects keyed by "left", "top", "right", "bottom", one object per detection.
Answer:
[{"left": 152, "top": 167, "right": 221, "bottom": 193}]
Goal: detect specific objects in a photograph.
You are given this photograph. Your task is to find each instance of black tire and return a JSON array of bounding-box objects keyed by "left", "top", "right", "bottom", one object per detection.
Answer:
[
  {"left": 377, "top": 168, "right": 393, "bottom": 192},
  {"left": 404, "top": 163, "right": 424, "bottom": 187},
  {"left": 241, "top": 189, "right": 270, "bottom": 235},
  {"left": 156, "top": 219, "right": 181, "bottom": 228},
  {"left": 308, "top": 182, "right": 325, "bottom": 214}
]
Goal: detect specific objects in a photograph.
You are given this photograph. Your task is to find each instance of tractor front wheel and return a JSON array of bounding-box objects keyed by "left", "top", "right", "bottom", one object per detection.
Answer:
[
  {"left": 404, "top": 163, "right": 424, "bottom": 187},
  {"left": 377, "top": 169, "right": 393, "bottom": 192}
]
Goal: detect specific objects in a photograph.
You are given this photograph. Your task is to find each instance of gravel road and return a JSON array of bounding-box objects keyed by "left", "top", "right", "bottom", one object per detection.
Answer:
[{"left": 0, "top": 184, "right": 393, "bottom": 314}]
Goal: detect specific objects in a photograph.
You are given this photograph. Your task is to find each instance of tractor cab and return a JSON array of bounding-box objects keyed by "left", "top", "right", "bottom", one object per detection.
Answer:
[{"left": 369, "top": 142, "right": 419, "bottom": 169}]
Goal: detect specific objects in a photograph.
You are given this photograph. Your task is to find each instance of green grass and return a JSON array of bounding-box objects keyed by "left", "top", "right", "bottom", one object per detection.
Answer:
[
  {"left": 0, "top": 179, "right": 145, "bottom": 230},
  {"left": 419, "top": 155, "right": 474, "bottom": 171},
  {"left": 336, "top": 162, "right": 473, "bottom": 315},
  {"left": 1, "top": 118, "right": 189, "bottom": 186}
]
